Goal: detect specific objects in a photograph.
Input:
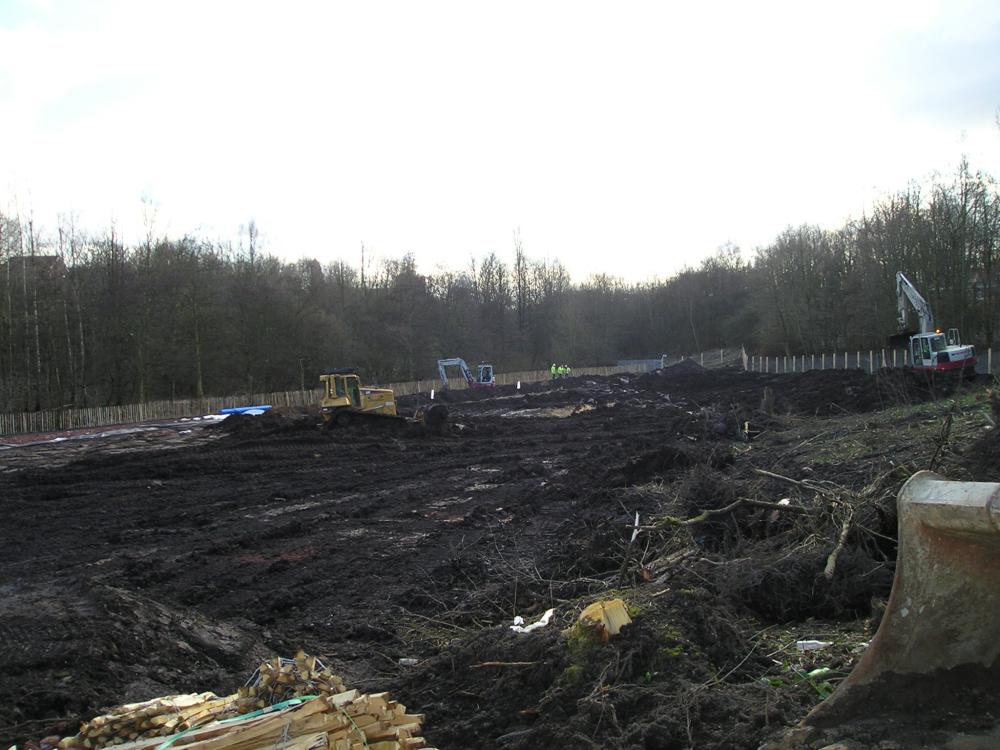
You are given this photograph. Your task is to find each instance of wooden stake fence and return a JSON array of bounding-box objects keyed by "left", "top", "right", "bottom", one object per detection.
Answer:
[{"left": 743, "top": 346, "right": 996, "bottom": 378}]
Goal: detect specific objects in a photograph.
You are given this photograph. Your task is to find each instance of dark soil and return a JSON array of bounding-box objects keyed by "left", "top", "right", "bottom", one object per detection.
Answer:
[{"left": 0, "top": 366, "right": 992, "bottom": 749}]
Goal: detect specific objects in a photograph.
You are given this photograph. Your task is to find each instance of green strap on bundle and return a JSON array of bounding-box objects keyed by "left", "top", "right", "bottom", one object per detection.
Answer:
[{"left": 153, "top": 695, "right": 319, "bottom": 750}]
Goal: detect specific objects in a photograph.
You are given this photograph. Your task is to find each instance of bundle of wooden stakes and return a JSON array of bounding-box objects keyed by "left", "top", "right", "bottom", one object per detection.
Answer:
[
  {"left": 60, "top": 693, "right": 233, "bottom": 748},
  {"left": 57, "top": 652, "right": 438, "bottom": 750}
]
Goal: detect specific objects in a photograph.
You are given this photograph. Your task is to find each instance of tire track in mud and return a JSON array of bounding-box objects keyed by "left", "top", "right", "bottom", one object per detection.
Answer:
[{"left": 0, "top": 371, "right": 792, "bottom": 744}]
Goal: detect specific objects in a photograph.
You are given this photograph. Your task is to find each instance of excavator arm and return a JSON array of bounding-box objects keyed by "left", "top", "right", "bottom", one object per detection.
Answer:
[
  {"left": 896, "top": 271, "right": 935, "bottom": 334},
  {"left": 437, "top": 358, "right": 475, "bottom": 389}
]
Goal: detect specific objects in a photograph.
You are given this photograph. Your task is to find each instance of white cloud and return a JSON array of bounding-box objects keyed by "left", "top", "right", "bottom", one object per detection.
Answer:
[{"left": 1, "top": 0, "right": 998, "bottom": 279}]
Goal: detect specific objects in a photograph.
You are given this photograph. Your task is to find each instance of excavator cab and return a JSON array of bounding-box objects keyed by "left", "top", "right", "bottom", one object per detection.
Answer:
[
  {"left": 477, "top": 363, "right": 494, "bottom": 386},
  {"left": 908, "top": 330, "right": 976, "bottom": 377}
]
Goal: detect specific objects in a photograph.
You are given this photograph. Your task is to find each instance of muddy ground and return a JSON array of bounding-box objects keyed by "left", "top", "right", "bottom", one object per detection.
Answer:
[{"left": 1, "top": 364, "right": 997, "bottom": 749}]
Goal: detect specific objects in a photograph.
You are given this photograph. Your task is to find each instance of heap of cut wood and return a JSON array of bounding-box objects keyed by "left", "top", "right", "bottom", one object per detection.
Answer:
[
  {"left": 57, "top": 652, "right": 438, "bottom": 750},
  {"left": 60, "top": 693, "right": 233, "bottom": 748},
  {"left": 235, "top": 653, "right": 346, "bottom": 713}
]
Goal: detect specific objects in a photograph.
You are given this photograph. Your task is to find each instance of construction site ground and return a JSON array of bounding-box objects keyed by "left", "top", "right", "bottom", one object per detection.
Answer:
[{"left": 3, "top": 363, "right": 999, "bottom": 750}]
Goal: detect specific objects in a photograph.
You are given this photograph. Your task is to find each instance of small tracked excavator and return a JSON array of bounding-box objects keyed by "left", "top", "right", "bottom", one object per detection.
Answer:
[
  {"left": 319, "top": 370, "right": 447, "bottom": 432},
  {"left": 437, "top": 358, "right": 495, "bottom": 390}
]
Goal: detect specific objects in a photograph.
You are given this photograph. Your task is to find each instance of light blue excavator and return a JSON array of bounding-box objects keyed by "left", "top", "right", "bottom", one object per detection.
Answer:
[{"left": 437, "top": 358, "right": 496, "bottom": 390}]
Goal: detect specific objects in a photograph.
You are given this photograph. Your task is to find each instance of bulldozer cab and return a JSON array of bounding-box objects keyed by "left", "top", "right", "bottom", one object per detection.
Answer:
[
  {"left": 347, "top": 377, "right": 361, "bottom": 407},
  {"left": 321, "top": 373, "right": 362, "bottom": 408}
]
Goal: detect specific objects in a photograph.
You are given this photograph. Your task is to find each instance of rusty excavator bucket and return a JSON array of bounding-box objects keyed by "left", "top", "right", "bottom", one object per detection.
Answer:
[{"left": 778, "top": 471, "right": 1000, "bottom": 750}]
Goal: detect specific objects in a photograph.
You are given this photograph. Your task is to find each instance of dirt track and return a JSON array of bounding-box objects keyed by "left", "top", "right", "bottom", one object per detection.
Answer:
[{"left": 2, "top": 364, "right": 996, "bottom": 749}]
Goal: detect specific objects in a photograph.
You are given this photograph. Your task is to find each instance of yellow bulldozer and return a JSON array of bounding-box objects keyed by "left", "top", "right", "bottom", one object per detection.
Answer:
[{"left": 319, "top": 369, "right": 448, "bottom": 432}]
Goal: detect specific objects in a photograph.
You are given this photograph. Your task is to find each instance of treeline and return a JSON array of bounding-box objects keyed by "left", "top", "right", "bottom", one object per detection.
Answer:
[{"left": 0, "top": 159, "right": 998, "bottom": 411}]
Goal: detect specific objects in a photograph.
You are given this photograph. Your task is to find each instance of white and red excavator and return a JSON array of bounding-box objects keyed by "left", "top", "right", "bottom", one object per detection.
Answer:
[{"left": 894, "top": 271, "right": 976, "bottom": 377}]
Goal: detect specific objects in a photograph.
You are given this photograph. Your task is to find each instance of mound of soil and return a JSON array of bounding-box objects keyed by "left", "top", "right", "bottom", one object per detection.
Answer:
[
  {"left": 0, "top": 579, "right": 266, "bottom": 740},
  {"left": 962, "top": 426, "right": 1000, "bottom": 481},
  {"left": 215, "top": 410, "right": 317, "bottom": 435},
  {"left": 394, "top": 593, "right": 803, "bottom": 750},
  {"left": 1, "top": 367, "right": 989, "bottom": 750},
  {"left": 662, "top": 358, "right": 706, "bottom": 373},
  {"left": 635, "top": 364, "right": 938, "bottom": 416}
]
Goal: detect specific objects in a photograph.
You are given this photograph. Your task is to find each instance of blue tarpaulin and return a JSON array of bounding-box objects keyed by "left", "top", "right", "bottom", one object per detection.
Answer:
[{"left": 219, "top": 405, "right": 273, "bottom": 415}]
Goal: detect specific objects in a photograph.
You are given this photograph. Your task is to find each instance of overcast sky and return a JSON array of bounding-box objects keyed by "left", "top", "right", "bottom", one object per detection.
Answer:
[{"left": 1, "top": 0, "right": 999, "bottom": 281}]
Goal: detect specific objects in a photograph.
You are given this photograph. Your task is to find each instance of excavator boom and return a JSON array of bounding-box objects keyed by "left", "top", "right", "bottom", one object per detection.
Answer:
[{"left": 896, "top": 271, "right": 935, "bottom": 334}]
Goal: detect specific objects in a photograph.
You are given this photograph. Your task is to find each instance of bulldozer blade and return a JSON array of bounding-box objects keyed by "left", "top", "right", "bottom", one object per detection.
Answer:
[{"left": 779, "top": 470, "right": 1000, "bottom": 748}]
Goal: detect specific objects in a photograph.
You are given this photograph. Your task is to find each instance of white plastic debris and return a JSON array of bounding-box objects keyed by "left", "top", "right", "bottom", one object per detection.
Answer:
[
  {"left": 510, "top": 608, "right": 555, "bottom": 634},
  {"left": 398, "top": 658, "right": 420, "bottom": 667},
  {"left": 796, "top": 640, "right": 833, "bottom": 651}
]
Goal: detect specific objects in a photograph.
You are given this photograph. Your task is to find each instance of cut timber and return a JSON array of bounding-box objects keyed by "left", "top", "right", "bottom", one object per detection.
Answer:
[
  {"left": 57, "top": 654, "right": 439, "bottom": 750},
  {"left": 63, "top": 693, "right": 232, "bottom": 750},
  {"left": 577, "top": 598, "right": 632, "bottom": 641},
  {"left": 237, "top": 652, "right": 346, "bottom": 714}
]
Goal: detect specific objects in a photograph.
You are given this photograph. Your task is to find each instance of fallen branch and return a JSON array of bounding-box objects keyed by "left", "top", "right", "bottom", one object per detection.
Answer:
[
  {"left": 823, "top": 507, "right": 855, "bottom": 580},
  {"left": 742, "top": 498, "right": 810, "bottom": 513},
  {"left": 470, "top": 661, "right": 538, "bottom": 669},
  {"left": 928, "top": 404, "right": 956, "bottom": 471},
  {"left": 398, "top": 607, "right": 472, "bottom": 633},
  {"left": 617, "top": 510, "right": 640, "bottom": 586},
  {"left": 752, "top": 468, "right": 840, "bottom": 498},
  {"left": 651, "top": 497, "right": 808, "bottom": 528}
]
